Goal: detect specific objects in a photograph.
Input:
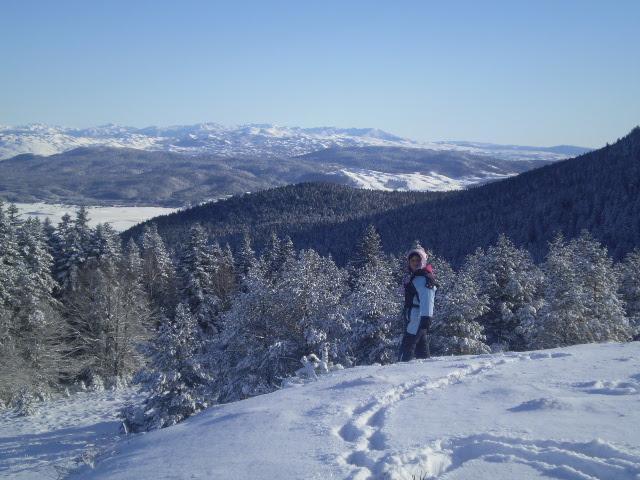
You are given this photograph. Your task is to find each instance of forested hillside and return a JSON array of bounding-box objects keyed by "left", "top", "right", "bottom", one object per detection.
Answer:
[
  {"left": 127, "top": 127, "right": 640, "bottom": 265},
  {"left": 0, "top": 143, "right": 559, "bottom": 206}
]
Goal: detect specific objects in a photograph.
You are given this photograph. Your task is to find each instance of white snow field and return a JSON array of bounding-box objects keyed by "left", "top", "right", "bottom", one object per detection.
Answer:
[
  {"left": 0, "top": 387, "right": 144, "bottom": 480},
  {"left": 13, "top": 203, "right": 178, "bottom": 232},
  {"left": 333, "top": 168, "right": 515, "bottom": 192},
  {"left": 3, "top": 342, "right": 640, "bottom": 480}
]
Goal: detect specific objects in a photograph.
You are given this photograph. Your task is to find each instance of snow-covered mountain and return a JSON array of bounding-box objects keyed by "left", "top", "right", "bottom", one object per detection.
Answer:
[
  {"left": 0, "top": 123, "right": 590, "bottom": 161},
  {"left": 3, "top": 342, "right": 639, "bottom": 479}
]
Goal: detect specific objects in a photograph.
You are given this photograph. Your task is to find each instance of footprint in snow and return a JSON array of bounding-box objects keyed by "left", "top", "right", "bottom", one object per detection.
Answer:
[
  {"left": 575, "top": 378, "right": 640, "bottom": 395},
  {"left": 508, "top": 397, "right": 572, "bottom": 412}
]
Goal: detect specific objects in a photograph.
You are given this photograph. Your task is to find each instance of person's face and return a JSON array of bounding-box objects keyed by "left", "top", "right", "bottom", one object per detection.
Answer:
[{"left": 409, "top": 255, "right": 421, "bottom": 271}]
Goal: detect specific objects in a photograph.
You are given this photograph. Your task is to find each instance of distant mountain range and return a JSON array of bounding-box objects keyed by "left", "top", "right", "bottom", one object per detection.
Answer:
[
  {"left": 123, "top": 127, "right": 640, "bottom": 265},
  {"left": 0, "top": 123, "right": 592, "bottom": 207},
  {"left": 0, "top": 123, "right": 589, "bottom": 161}
]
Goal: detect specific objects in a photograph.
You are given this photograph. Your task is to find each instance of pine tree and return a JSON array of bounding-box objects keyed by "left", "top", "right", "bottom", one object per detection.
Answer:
[
  {"left": 89, "top": 223, "right": 122, "bottom": 265},
  {"left": 347, "top": 226, "right": 401, "bottom": 364},
  {"left": 140, "top": 223, "right": 175, "bottom": 313},
  {"left": 177, "top": 224, "right": 220, "bottom": 332},
  {"left": 464, "top": 235, "right": 543, "bottom": 351},
  {"left": 0, "top": 204, "right": 28, "bottom": 402},
  {"left": 431, "top": 270, "right": 490, "bottom": 355},
  {"left": 123, "top": 303, "right": 212, "bottom": 432},
  {"left": 13, "top": 219, "right": 65, "bottom": 379},
  {"left": 350, "top": 225, "right": 384, "bottom": 271},
  {"left": 53, "top": 208, "right": 94, "bottom": 291},
  {"left": 279, "top": 235, "right": 295, "bottom": 264},
  {"left": 533, "top": 235, "right": 592, "bottom": 348},
  {"left": 236, "top": 231, "right": 259, "bottom": 279},
  {"left": 261, "top": 232, "right": 282, "bottom": 280},
  {"left": 618, "top": 248, "right": 640, "bottom": 338},
  {"left": 0, "top": 202, "right": 21, "bottom": 310},
  {"left": 275, "top": 249, "right": 349, "bottom": 359},
  {"left": 211, "top": 242, "right": 236, "bottom": 310},
  {"left": 65, "top": 231, "right": 150, "bottom": 383},
  {"left": 569, "top": 231, "right": 630, "bottom": 342},
  {"left": 216, "top": 248, "right": 348, "bottom": 402}
]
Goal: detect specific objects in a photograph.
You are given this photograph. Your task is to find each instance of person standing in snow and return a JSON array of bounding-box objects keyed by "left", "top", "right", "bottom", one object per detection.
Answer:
[{"left": 398, "top": 244, "right": 438, "bottom": 361}]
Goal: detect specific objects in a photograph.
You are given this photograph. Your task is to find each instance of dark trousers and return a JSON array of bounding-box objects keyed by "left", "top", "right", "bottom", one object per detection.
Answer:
[{"left": 399, "top": 316, "right": 431, "bottom": 361}]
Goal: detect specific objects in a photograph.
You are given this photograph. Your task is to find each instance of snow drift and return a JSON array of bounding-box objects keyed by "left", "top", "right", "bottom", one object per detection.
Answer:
[{"left": 4, "top": 342, "right": 637, "bottom": 479}]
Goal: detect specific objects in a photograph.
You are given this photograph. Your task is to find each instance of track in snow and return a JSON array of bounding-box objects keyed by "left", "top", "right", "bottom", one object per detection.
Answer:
[
  {"left": 335, "top": 356, "right": 510, "bottom": 479},
  {"left": 333, "top": 351, "right": 640, "bottom": 480}
]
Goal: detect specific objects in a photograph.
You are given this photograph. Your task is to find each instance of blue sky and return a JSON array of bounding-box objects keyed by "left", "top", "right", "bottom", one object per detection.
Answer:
[{"left": 1, "top": 0, "right": 638, "bottom": 147}]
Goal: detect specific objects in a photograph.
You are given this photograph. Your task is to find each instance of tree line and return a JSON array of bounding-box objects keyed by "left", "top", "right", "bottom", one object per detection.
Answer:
[{"left": 0, "top": 202, "right": 638, "bottom": 428}]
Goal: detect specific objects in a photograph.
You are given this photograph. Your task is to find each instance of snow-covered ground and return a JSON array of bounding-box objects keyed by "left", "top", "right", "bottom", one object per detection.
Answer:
[
  {"left": 13, "top": 203, "right": 178, "bottom": 232},
  {"left": 0, "top": 388, "right": 143, "bottom": 480},
  {"left": 333, "top": 168, "right": 515, "bottom": 192},
  {"left": 2, "top": 342, "right": 638, "bottom": 479}
]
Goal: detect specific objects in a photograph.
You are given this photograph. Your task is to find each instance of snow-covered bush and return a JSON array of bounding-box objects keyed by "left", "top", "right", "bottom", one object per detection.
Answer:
[
  {"left": 12, "top": 386, "right": 38, "bottom": 416},
  {"left": 283, "top": 347, "right": 344, "bottom": 387}
]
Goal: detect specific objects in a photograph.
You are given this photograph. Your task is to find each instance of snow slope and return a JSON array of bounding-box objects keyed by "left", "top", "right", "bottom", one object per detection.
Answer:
[
  {"left": 0, "top": 123, "right": 589, "bottom": 161},
  {"left": 332, "top": 168, "right": 515, "bottom": 192},
  {"left": 2, "top": 342, "right": 639, "bottom": 480},
  {"left": 12, "top": 203, "right": 178, "bottom": 232},
  {"left": 0, "top": 388, "right": 143, "bottom": 479}
]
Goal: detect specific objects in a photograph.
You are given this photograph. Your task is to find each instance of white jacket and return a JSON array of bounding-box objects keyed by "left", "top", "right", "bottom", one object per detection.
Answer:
[{"left": 406, "top": 275, "right": 436, "bottom": 335}]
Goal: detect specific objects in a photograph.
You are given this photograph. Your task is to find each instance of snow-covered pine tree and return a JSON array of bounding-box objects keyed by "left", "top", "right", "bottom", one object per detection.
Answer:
[
  {"left": 261, "top": 232, "right": 282, "bottom": 281},
  {"left": 209, "top": 241, "right": 236, "bottom": 311},
  {"left": 140, "top": 223, "right": 176, "bottom": 313},
  {"left": 12, "top": 218, "right": 67, "bottom": 392},
  {"left": 53, "top": 208, "right": 94, "bottom": 291},
  {"left": 214, "top": 262, "right": 277, "bottom": 401},
  {"left": 216, "top": 248, "right": 349, "bottom": 402},
  {"left": 65, "top": 228, "right": 150, "bottom": 384},
  {"left": 618, "top": 248, "right": 640, "bottom": 339},
  {"left": 431, "top": 269, "right": 490, "bottom": 355},
  {"left": 346, "top": 226, "right": 402, "bottom": 364},
  {"left": 0, "top": 202, "right": 27, "bottom": 403},
  {"left": 0, "top": 201, "right": 21, "bottom": 312},
  {"left": 568, "top": 231, "right": 630, "bottom": 342},
  {"left": 279, "top": 235, "right": 295, "bottom": 264},
  {"left": 464, "top": 234, "right": 543, "bottom": 351},
  {"left": 122, "top": 303, "right": 213, "bottom": 432},
  {"left": 275, "top": 249, "right": 350, "bottom": 361},
  {"left": 533, "top": 235, "right": 591, "bottom": 348},
  {"left": 89, "top": 223, "right": 123, "bottom": 266},
  {"left": 115, "top": 239, "right": 153, "bottom": 377},
  {"left": 50, "top": 213, "right": 73, "bottom": 288},
  {"left": 177, "top": 224, "right": 220, "bottom": 333},
  {"left": 429, "top": 253, "right": 456, "bottom": 316},
  {"left": 350, "top": 224, "right": 384, "bottom": 271},
  {"left": 236, "top": 231, "right": 260, "bottom": 280}
]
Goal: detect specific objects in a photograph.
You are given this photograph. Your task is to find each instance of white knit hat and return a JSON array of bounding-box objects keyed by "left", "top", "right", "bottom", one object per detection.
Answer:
[{"left": 406, "top": 244, "right": 428, "bottom": 268}]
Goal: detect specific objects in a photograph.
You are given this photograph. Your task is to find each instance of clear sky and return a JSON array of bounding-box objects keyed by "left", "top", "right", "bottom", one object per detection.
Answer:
[{"left": 1, "top": 0, "right": 638, "bottom": 147}]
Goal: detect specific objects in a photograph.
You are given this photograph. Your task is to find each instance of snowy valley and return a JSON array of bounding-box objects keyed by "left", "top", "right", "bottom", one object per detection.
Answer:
[{"left": 2, "top": 342, "right": 639, "bottom": 480}]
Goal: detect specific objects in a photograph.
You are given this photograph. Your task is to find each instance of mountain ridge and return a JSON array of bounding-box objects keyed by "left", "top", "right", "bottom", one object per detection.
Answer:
[{"left": 0, "top": 122, "right": 590, "bottom": 161}]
